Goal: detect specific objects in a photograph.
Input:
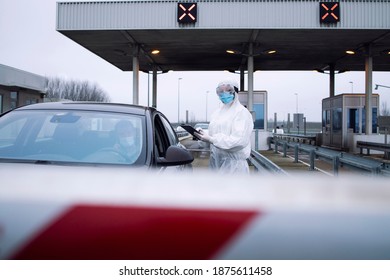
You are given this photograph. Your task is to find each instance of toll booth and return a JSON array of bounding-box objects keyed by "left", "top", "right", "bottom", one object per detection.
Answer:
[
  {"left": 238, "top": 91, "right": 269, "bottom": 150},
  {"left": 238, "top": 91, "right": 267, "bottom": 130},
  {"left": 322, "top": 93, "right": 379, "bottom": 151},
  {"left": 293, "top": 113, "right": 304, "bottom": 134}
]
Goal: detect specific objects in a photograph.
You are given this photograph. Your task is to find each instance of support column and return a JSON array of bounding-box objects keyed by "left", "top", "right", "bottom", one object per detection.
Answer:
[
  {"left": 329, "top": 63, "right": 335, "bottom": 98},
  {"left": 152, "top": 66, "right": 157, "bottom": 108},
  {"left": 365, "top": 44, "right": 373, "bottom": 135},
  {"left": 247, "top": 43, "right": 254, "bottom": 113},
  {"left": 274, "top": 112, "right": 277, "bottom": 133},
  {"left": 287, "top": 113, "right": 291, "bottom": 133},
  {"left": 147, "top": 72, "right": 150, "bottom": 107},
  {"left": 132, "top": 45, "right": 140, "bottom": 105},
  {"left": 240, "top": 67, "right": 245, "bottom": 91}
]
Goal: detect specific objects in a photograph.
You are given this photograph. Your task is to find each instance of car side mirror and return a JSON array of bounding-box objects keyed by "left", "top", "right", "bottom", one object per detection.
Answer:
[{"left": 157, "top": 145, "right": 194, "bottom": 166}]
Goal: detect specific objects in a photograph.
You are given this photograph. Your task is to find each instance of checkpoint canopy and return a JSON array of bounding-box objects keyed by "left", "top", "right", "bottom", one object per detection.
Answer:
[{"left": 56, "top": 0, "right": 390, "bottom": 134}]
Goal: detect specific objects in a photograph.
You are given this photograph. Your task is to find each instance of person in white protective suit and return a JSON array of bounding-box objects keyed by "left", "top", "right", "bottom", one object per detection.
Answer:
[{"left": 194, "top": 81, "right": 254, "bottom": 173}]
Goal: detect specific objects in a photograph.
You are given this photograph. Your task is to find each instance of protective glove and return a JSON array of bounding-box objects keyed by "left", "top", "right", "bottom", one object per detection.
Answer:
[{"left": 194, "top": 129, "right": 213, "bottom": 143}]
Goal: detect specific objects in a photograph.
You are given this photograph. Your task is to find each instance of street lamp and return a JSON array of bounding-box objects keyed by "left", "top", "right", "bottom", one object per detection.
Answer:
[
  {"left": 177, "top": 78, "right": 182, "bottom": 123},
  {"left": 375, "top": 84, "right": 390, "bottom": 90}
]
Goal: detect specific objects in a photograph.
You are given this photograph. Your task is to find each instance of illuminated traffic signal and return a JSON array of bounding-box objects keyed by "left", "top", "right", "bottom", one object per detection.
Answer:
[
  {"left": 320, "top": 2, "right": 340, "bottom": 23},
  {"left": 177, "top": 3, "right": 197, "bottom": 23}
]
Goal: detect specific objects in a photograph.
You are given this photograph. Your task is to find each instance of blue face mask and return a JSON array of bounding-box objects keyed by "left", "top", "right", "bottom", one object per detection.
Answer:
[{"left": 219, "top": 92, "right": 234, "bottom": 104}]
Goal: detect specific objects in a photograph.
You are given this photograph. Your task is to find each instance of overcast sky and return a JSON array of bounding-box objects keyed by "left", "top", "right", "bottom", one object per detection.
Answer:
[{"left": 1, "top": 0, "right": 390, "bottom": 123}]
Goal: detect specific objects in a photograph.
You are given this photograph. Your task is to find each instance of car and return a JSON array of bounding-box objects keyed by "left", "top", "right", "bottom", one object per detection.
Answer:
[
  {"left": 1, "top": 169, "right": 390, "bottom": 260},
  {"left": 0, "top": 102, "right": 193, "bottom": 169},
  {"left": 193, "top": 122, "right": 209, "bottom": 140}
]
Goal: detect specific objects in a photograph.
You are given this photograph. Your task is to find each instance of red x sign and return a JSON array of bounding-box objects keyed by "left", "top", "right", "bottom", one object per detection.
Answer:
[
  {"left": 320, "top": 2, "right": 340, "bottom": 23},
  {"left": 177, "top": 3, "right": 197, "bottom": 23}
]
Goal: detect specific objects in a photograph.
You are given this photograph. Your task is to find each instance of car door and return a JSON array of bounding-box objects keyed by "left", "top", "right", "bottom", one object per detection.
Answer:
[{"left": 153, "top": 113, "right": 191, "bottom": 171}]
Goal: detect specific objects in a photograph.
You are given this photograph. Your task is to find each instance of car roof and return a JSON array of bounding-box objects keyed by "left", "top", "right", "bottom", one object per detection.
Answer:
[{"left": 13, "top": 102, "right": 154, "bottom": 116}]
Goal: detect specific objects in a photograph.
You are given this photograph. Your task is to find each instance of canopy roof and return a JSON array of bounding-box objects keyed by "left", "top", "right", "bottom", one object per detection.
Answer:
[{"left": 57, "top": 1, "right": 390, "bottom": 73}]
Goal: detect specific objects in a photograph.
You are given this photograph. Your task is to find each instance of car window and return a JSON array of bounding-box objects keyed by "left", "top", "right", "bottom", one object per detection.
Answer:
[
  {"left": 153, "top": 114, "right": 179, "bottom": 158},
  {"left": 159, "top": 115, "right": 178, "bottom": 145},
  {"left": 154, "top": 115, "right": 170, "bottom": 158},
  {"left": 0, "top": 110, "right": 146, "bottom": 166}
]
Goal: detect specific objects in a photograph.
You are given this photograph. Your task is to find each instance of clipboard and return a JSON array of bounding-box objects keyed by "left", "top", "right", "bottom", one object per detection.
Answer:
[{"left": 180, "top": 124, "right": 201, "bottom": 139}]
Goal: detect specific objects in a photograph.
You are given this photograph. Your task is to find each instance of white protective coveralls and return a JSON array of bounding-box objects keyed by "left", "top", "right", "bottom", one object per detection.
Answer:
[{"left": 198, "top": 83, "right": 254, "bottom": 173}]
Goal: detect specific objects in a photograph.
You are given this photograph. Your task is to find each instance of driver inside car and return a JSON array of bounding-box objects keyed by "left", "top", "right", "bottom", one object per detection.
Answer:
[{"left": 113, "top": 120, "right": 139, "bottom": 163}]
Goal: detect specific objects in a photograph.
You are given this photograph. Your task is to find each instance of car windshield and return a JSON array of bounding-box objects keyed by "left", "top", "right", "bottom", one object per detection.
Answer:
[{"left": 0, "top": 109, "right": 146, "bottom": 166}]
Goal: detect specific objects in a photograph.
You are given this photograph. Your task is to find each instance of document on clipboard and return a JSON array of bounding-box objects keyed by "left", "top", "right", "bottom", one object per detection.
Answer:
[{"left": 180, "top": 124, "right": 201, "bottom": 139}]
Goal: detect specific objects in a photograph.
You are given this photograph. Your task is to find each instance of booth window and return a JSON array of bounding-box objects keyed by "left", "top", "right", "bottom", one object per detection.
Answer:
[
  {"left": 332, "top": 108, "right": 342, "bottom": 133},
  {"left": 347, "top": 108, "right": 359, "bottom": 133},
  {"left": 253, "top": 104, "right": 264, "bottom": 129},
  {"left": 362, "top": 108, "right": 378, "bottom": 134},
  {"left": 323, "top": 110, "right": 331, "bottom": 131}
]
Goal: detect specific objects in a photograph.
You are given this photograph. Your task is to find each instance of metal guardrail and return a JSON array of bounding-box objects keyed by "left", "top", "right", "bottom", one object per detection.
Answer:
[
  {"left": 273, "top": 133, "right": 317, "bottom": 145},
  {"left": 357, "top": 141, "right": 390, "bottom": 160},
  {"left": 249, "top": 149, "right": 288, "bottom": 175},
  {"left": 270, "top": 138, "right": 386, "bottom": 176}
]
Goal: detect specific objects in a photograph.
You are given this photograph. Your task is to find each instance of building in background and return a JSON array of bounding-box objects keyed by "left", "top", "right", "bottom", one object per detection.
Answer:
[{"left": 0, "top": 64, "right": 46, "bottom": 113}]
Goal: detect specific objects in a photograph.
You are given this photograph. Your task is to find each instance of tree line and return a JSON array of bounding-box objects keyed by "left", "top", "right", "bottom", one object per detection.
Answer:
[{"left": 44, "top": 76, "right": 111, "bottom": 102}]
